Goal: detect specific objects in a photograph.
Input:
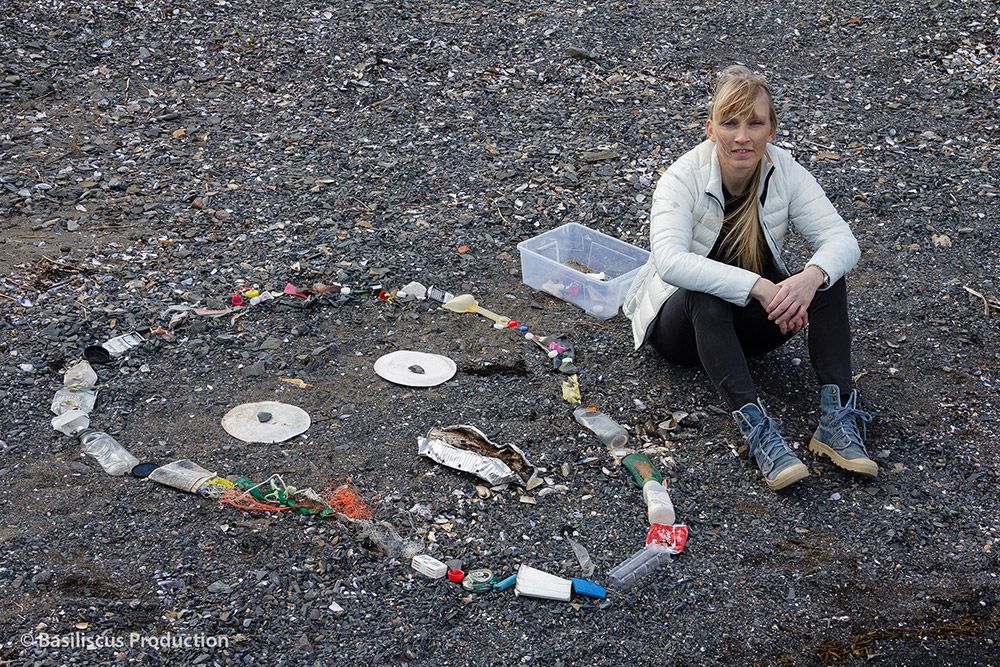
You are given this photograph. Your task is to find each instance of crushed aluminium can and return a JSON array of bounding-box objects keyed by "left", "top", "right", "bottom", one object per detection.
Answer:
[{"left": 462, "top": 569, "right": 497, "bottom": 593}]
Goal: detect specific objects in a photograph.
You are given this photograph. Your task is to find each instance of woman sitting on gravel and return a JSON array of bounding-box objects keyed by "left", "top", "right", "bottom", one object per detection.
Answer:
[{"left": 623, "top": 65, "right": 875, "bottom": 491}]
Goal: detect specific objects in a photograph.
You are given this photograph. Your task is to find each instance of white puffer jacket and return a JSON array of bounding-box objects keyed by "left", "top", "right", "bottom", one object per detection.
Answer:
[{"left": 624, "top": 139, "right": 860, "bottom": 349}]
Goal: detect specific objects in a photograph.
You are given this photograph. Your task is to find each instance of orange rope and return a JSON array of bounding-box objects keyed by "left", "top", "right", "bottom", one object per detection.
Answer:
[
  {"left": 219, "top": 488, "right": 292, "bottom": 512},
  {"left": 322, "top": 481, "right": 373, "bottom": 520}
]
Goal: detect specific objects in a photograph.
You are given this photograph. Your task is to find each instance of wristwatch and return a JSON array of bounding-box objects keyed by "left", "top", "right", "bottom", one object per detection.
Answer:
[{"left": 807, "top": 264, "right": 830, "bottom": 288}]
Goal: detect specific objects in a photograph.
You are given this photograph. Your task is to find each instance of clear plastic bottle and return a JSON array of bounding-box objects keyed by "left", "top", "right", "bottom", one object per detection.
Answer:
[
  {"left": 642, "top": 479, "right": 676, "bottom": 526},
  {"left": 573, "top": 407, "right": 628, "bottom": 449},
  {"left": 607, "top": 545, "right": 673, "bottom": 590},
  {"left": 79, "top": 429, "right": 140, "bottom": 476}
]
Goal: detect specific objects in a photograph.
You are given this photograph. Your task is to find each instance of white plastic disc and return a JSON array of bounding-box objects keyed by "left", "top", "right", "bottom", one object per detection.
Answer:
[
  {"left": 374, "top": 350, "right": 457, "bottom": 387},
  {"left": 221, "top": 401, "right": 311, "bottom": 443}
]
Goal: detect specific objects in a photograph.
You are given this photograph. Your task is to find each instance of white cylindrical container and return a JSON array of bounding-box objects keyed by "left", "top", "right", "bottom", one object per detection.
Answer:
[{"left": 642, "top": 479, "right": 676, "bottom": 526}]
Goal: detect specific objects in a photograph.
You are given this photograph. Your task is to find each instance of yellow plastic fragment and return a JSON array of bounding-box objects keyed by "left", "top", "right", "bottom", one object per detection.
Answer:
[{"left": 561, "top": 374, "right": 581, "bottom": 405}]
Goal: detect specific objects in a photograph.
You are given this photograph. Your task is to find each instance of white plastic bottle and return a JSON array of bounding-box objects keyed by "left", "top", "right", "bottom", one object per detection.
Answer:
[
  {"left": 572, "top": 407, "right": 628, "bottom": 449},
  {"left": 642, "top": 479, "right": 675, "bottom": 526},
  {"left": 79, "top": 429, "right": 140, "bottom": 476}
]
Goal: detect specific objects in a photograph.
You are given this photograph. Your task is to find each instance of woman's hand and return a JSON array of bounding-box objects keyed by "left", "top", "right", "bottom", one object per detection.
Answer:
[
  {"left": 750, "top": 277, "right": 779, "bottom": 310},
  {"left": 765, "top": 267, "right": 826, "bottom": 334},
  {"left": 751, "top": 277, "right": 804, "bottom": 334}
]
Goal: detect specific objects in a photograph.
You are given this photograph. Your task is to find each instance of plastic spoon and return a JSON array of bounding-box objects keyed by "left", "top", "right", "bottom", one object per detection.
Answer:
[{"left": 442, "top": 293, "right": 510, "bottom": 325}]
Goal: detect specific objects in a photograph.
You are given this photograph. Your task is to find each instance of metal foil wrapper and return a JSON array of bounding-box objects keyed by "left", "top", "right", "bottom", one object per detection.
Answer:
[
  {"left": 103, "top": 331, "right": 145, "bottom": 357},
  {"left": 148, "top": 459, "right": 216, "bottom": 494},
  {"left": 417, "top": 424, "right": 537, "bottom": 487}
]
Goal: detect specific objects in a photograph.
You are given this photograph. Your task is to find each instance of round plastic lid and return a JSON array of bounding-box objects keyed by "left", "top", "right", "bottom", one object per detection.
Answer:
[
  {"left": 83, "top": 345, "right": 112, "bottom": 365},
  {"left": 131, "top": 462, "right": 159, "bottom": 478},
  {"left": 221, "top": 401, "right": 311, "bottom": 443},
  {"left": 373, "top": 350, "right": 456, "bottom": 387}
]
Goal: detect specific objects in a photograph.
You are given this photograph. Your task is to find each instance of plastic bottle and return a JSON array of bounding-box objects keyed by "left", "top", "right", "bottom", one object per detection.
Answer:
[
  {"left": 642, "top": 479, "right": 676, "bottom": 526},
  {"left": 573, "top": 407, "right": 628, "bottom": 449},
  {"left": 607, "top": 545, "right": 673, "bottom": 591},
  {"left": 79, "top": 429, "right": 140, "bottom": 476}
]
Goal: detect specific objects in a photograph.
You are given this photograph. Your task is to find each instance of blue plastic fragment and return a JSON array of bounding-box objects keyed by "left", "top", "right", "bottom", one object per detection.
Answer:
[
  {"left": 493, "top": 574, "right": 517, "bottom": 592},
  {"left": 518, "top": 325, "right": 529, "bottom": 332},
  {"left": 571, "top": 578, "right": 607, "bottom": 600}
]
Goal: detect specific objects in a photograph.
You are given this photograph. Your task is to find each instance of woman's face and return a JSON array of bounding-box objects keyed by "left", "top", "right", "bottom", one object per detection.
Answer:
[{"left": 706, "top": 92, "right": 776, "bottom": 178}]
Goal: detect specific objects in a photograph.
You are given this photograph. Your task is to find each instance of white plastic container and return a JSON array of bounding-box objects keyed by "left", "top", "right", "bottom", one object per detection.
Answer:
[
  {"left": 52, "top": 409, "right": 91, "bottom": 436},
  {"left": 642, "top": 479, "right": 676, "bottom": 526},
  {"left": 517, "top": 223, "right": 649, "bottom": 319},
  {"left": 411, "top": 554, "right": 447, "bottom": 579}
]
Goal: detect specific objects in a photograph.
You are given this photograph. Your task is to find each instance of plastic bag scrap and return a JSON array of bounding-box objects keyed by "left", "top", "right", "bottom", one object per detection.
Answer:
[
  {"left": 646, "top": 523, "right": 689, "bottom": 554},
  {"left": 561, "top": 374, "right": 581, "bottom": 405},
  {"left": 396, "top": 281, "right": 427, "bottom": 302},
  {"left": 565, "top": 534, "right": 595, "bottom": 577},
  {"left": 51, "top": 360, "right": 98, "bottom": 416},
  {"left": 417, "top": 425, "right": 538, "bottom": 487},
  {"left": 353, "top": 519, "right": 424, "bottom": 559}
]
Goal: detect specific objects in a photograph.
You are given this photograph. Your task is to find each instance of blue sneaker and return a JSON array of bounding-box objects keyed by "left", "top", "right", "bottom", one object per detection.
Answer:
[
  {"left": 733, "top": 401, "right": 809, "bottom": 490},
  {"left": 809, "top": 385, "right": 877, "bottom": 477}
]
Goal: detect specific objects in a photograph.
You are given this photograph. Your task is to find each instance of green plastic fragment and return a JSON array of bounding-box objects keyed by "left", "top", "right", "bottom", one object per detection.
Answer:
[{"left": 621, "top": 453, "right": 663, "bottom": 488}]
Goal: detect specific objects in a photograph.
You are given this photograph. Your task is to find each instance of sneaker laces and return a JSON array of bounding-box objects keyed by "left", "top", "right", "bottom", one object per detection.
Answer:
[
  {"left": 747, "top": 416, "right": 790, "bottom": 462},
  {"left": 829, "top": 403, "right": 872, "bottom": 451}
]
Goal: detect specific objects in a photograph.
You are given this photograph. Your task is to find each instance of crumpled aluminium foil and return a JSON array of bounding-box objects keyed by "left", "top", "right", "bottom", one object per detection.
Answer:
[{"left": 417, "top": 424, "right": 537, "bottom": 487}]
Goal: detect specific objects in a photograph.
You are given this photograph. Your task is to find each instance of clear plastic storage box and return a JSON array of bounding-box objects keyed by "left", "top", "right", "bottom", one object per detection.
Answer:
[{"left": 517, "top": 222, "right": 650, "bottom": 319}]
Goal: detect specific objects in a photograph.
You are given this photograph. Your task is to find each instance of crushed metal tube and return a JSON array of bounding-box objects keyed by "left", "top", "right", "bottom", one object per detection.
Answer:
[{"left": 417, "top": 425, "right": 538, "bottom": 487}]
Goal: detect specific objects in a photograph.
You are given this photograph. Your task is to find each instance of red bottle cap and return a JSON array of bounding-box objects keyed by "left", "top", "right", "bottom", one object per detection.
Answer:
[
  {"left": 231, "top": 295, "right": 244, "bottom": 307},
  {"left": 447, "top": 569, "right": 465, "bottom": 583}
]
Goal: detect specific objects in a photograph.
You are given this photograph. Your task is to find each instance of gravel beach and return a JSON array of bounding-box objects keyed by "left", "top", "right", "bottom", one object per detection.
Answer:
[{"left": 1, "top": 1, "right": 997, "bottom": 665}]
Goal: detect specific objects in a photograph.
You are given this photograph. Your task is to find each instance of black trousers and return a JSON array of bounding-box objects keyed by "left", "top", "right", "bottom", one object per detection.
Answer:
[{"left": 649, "top": 277, "right": 853, "bottom": 411}]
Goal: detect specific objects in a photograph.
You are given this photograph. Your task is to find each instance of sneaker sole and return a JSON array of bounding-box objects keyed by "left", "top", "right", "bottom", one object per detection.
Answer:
[
  {"left": 809, "top": 438, "right": 879, "bottom": 477},
  {"left": 765, "top": 462, "right": 810, "bottom": 490}
]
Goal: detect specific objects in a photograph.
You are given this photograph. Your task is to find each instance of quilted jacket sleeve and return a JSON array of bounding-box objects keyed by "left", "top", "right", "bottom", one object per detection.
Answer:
[
  {"left": 785, "top": 159, "right": 860, "bottom": 286},
  {"left": 648, "top": 165, "right": 761, "bottom": 306}
]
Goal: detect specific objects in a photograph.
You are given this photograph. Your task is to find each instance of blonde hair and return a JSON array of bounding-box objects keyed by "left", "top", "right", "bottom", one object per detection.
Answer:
[{"left": 709, "top": 65, "right": 777, "bottom": 275}]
